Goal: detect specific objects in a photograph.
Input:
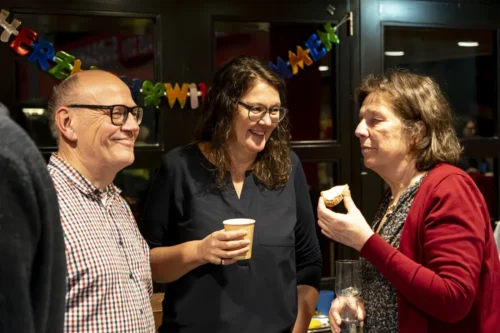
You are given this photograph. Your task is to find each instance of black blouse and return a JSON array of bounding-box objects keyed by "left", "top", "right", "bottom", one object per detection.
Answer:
[{"left": 140, "top": 143, "right": 322, "bottom": 333}]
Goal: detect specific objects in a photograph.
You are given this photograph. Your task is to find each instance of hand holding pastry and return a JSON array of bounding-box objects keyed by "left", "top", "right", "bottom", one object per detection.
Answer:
[
  {"left": 320, "top": 184, "right": 351, "bottom": 208},
  {"left": 317, "top": 185, "right": 374, "bottom": 251}
]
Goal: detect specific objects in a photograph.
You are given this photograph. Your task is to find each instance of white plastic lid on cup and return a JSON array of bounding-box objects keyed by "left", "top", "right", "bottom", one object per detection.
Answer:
[{"left": 223, "top": 218, "right": 255, "bottom": 225}]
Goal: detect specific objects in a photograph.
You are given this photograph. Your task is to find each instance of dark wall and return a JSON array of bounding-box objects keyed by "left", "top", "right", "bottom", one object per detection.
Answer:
[
  {"left": 0, "top": 0, "right": 361, "bottom": 271},
  {"left": 0, "top": 0, "right": 353, "bottom": 152},
  {"left": 2, "top": 0, "right": 500, "bottom": 257}
]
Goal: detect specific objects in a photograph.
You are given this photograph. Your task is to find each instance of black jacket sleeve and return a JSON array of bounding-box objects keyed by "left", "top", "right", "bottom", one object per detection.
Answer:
[
  {"left": 0, "top": 156, "right": 39, "bottom": 333},
  {"left": 0, "top": 116, "right": 66, "bottom": 333},
  {"left": 292, "top": 152, "right": 323, "bottom": 290}
]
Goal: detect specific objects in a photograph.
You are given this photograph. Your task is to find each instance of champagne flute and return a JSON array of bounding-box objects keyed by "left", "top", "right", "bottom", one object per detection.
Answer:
[{"left": 335, "top": 260, "right": 361, "bottom": 332}]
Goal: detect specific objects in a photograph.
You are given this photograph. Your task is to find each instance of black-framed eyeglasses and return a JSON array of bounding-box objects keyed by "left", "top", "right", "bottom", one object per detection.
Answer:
[
  {"left": 67, "top": 104, "right": 144, "bottom": 126},
  {"left": 238, "top": 101, "right": 288, "bottom": 123}
]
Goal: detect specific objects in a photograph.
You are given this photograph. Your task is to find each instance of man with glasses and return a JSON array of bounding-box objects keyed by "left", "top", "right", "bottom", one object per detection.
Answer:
[{"left": 47, "top": 70, "right": 155, "bottom": 332}]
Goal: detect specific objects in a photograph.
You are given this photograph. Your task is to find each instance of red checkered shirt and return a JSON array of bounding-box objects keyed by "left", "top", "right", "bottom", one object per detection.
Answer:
[{"left": 48, "top": 154, "right": 155, "bottom": 333}]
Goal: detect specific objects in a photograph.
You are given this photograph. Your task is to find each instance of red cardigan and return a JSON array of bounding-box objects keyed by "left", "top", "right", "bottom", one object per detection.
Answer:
[{"left": 360, "top": 163, "right": 500, "bottom": 333}]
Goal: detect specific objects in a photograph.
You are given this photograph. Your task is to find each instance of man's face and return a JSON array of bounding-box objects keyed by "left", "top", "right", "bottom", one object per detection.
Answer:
[
  {"left": 70, "top": 75, "right": 140, "bottom": 172},
  {"left": 463, "top": 120, "right": 476, "bottom": 138}
]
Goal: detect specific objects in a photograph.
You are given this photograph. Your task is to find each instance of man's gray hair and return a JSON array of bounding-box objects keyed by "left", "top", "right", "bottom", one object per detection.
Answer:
[{"left": 47, "top": 74, "right": 80, "bottom": 140}]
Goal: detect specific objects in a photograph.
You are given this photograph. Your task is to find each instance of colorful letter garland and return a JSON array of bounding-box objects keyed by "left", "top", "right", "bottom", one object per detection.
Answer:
[
  {"left": 268, "top": 21, "right": 343, "bottom": 79},
  {"left": 0, "top": 8, "right": 349, "bottom": 109},
  {"left": 0, "top": 9, "right": 205, "bottom": 109}
]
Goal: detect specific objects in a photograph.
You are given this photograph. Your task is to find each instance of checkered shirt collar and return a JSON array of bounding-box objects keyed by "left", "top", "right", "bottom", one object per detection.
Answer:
[{"left": 48, "top": 153, "right": 121, "bottom": 199}]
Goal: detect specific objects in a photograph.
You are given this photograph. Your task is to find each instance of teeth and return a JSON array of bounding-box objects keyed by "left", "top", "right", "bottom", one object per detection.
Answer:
[{"left": 250, "top": 129, "right": 265, "bottom": 136}]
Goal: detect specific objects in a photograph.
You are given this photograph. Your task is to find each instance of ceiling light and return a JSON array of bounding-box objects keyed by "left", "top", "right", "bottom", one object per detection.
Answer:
[
  {"left": 458, "top": 41, "right": 479, "bottom": 47},
  {"left": 384, "top": 51, "right": 404, "bottom": 56},
  {"left": 318, "top": 66, "right": 329, "bottom": 72},
  {"left": 22, "top": 108, "right": 45, "bottom": 116}
]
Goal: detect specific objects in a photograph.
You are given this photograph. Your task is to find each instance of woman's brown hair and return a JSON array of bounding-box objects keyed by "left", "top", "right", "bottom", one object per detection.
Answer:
[
  {"left": 356, "top": 70, "right": 462, "bottom": 171},
  {"left": 194, "top": 56, "right": 291, "bottom": 189}
]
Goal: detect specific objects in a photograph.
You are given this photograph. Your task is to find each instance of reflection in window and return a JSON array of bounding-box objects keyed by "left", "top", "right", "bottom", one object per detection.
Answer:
[
  {"left": 215, "top": 21, "right": 337, "bottom": 141},
  {"left": 384, "top": 27, "right": 496, "bottom": 137},
  {"left": 302, "top": 161, "right": 339, "bottom": 277},
  {"left": 11, "top": 13, "right": 157, "bottom": 147},
  {"left": 115, "top": 168, "right": 156, "bottom": 224}
]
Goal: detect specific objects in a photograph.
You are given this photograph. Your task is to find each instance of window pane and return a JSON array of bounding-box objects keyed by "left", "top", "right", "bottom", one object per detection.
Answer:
[
  {"left": 12, "top": 13, "right": 157, "bottom": 147},
  {"left": 302, "top": 161, "right": 339, "bottom": 277},
  {"left": 215, "top": 21, "right": 337, "bottom": 141},
  {"left": 384, "top": 27, "right": 496, "bottom": 137}
]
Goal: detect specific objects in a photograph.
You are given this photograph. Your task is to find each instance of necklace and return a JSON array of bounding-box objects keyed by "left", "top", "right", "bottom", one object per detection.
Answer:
[
  {"left": 387, "top": 196, "right": 397, "bottom": 215},
  {"left": 386, "top": 171, "right": 427, "bottom": 215}
]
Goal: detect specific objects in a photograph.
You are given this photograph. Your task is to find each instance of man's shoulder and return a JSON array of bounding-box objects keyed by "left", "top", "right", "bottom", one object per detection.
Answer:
[
  {"left": 0, "top": 116, "right": 40, "bottom": 157},
  {"left": 0, "top": 114, "right": 31, "bottom": 142},
  {"left": 0, "top": 115, "right": 49, "bottom": 184},
  {"left": 0, "top": 115, "right": 60, "bottom": 231},
  {"left": 46, "top": 157, "right": 77, "bottom": 200}
]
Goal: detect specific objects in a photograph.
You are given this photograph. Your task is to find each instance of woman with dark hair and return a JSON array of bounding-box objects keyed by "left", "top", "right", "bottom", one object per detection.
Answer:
[
  {"left": 317, "top": 70, "right": 500, "bottom": 333},
  {"left": 141, "top": 56, "right": 322, "bottom": 333}
]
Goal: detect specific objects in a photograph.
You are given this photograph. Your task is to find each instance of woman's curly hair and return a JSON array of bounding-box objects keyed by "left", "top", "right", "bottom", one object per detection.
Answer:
[{"left": 194, "top": 56, "right": 291, "bottom": 189}]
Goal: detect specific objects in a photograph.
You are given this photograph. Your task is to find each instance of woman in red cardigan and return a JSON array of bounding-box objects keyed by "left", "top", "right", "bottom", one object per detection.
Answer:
[{"left": 317, "top": 70, "right": 500, "bottom": 333}]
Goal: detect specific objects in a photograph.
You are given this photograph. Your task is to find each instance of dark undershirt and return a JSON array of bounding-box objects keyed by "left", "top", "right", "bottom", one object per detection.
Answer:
[{"left": 362, "top": 176, "right": 425, "bottom": 333}]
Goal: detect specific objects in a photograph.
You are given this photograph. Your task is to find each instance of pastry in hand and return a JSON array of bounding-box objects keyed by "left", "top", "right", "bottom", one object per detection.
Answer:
[{"left": 320, "top": 184, "right": 350, "bottom": 208}]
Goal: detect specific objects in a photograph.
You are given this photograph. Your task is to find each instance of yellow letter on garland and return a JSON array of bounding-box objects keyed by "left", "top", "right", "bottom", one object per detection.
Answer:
[
  {"left": 164, "top": 83, "right": 190, "bottom": 109},
  {"left": 288, "top": 46, "right": 313, "bottom": 75}
]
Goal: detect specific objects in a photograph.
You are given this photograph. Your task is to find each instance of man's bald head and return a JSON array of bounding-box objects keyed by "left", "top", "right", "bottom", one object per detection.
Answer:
[{"left": 47, "top": 70, "right": 132, "bottom": 140}]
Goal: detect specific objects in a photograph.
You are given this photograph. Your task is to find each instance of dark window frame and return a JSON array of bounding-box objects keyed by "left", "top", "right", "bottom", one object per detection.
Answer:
[{"left": 360, "top": 0, "right": 500, "bottom": 221}]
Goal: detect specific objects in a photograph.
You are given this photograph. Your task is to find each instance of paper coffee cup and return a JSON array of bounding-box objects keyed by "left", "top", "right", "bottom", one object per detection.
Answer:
[{"left": 222, "top": 218, "right": 255, "bottom": 260}]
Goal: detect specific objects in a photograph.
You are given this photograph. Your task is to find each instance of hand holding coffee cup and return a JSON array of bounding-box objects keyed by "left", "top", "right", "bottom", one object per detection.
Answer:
[
  {"left": 197, "top": 228, "right": 251, "bottom": 266},
  {"left": 222, "top": 218, "right": 255, "bottom": 260}
]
